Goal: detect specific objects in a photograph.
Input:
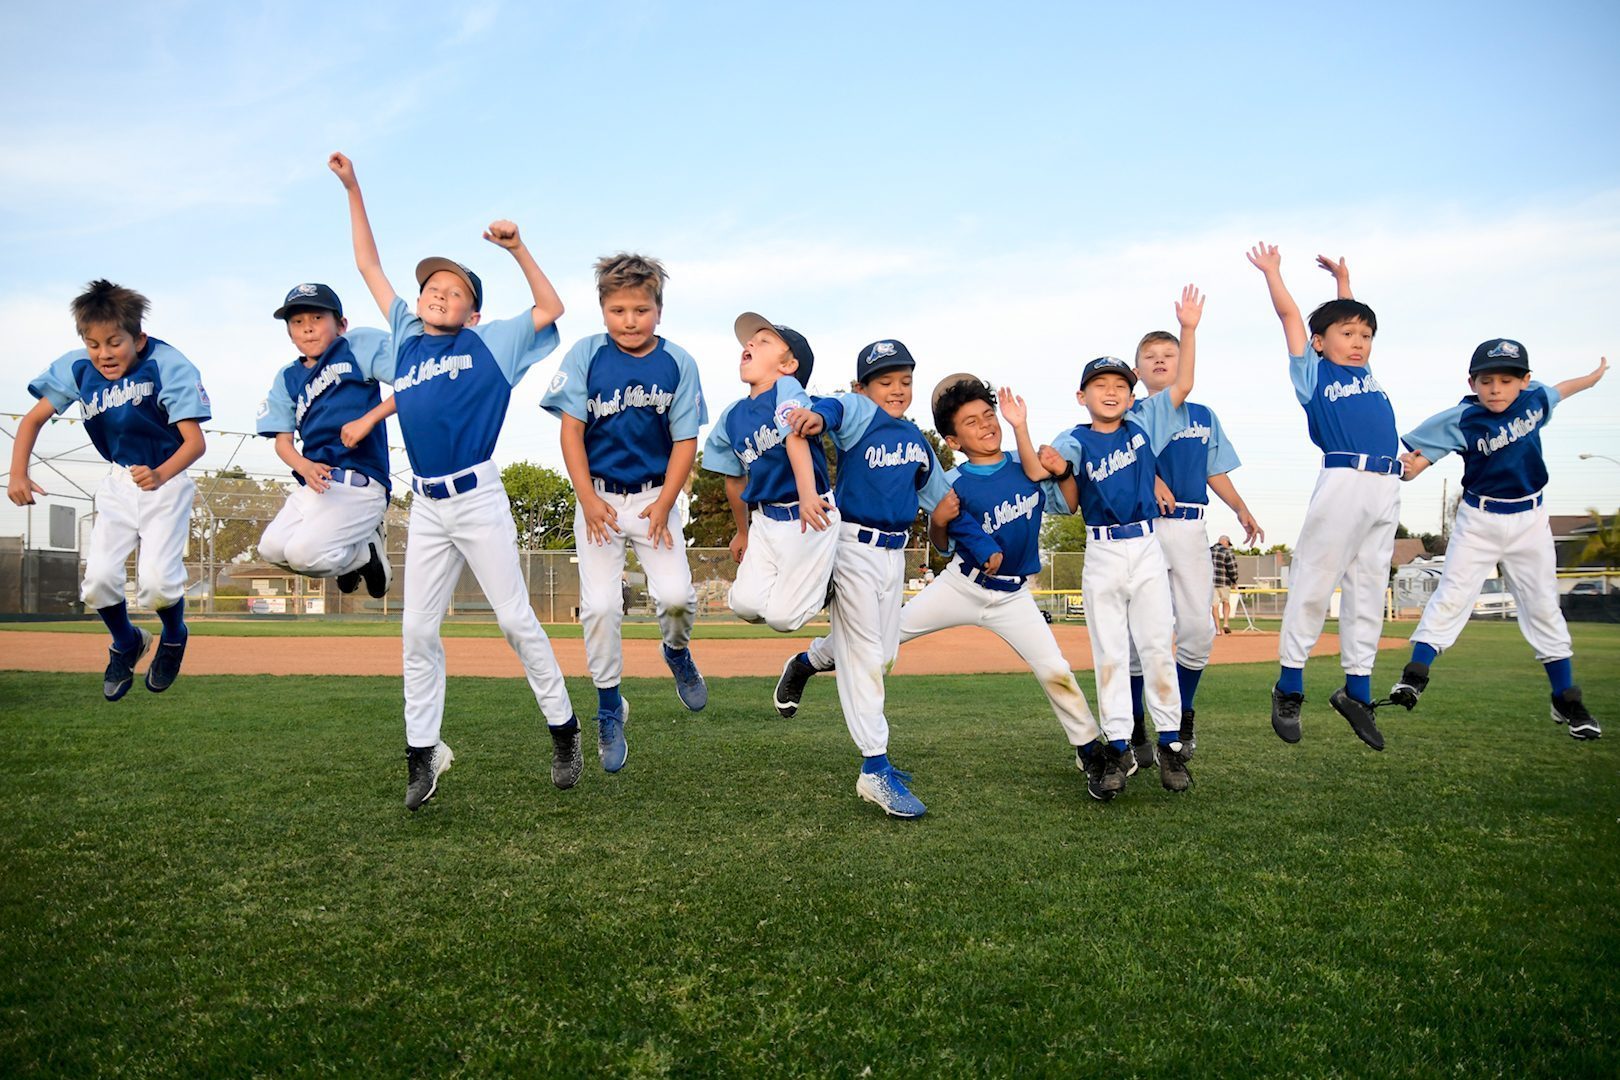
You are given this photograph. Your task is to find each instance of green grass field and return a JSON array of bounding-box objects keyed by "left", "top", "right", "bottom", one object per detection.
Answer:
[{"left": 3, "top": 623, "right": 1617, "bottom": 1077}]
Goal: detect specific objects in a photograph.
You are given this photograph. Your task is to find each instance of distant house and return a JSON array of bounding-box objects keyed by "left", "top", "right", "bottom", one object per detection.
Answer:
[{"left": 1390, "top": 538, "right": 1428, "bottom": 568}]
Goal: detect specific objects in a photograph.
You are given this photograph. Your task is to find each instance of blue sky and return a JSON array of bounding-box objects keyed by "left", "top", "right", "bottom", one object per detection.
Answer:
[{"left": 4, "top": 0, "right": 1619, "bottom": 545}]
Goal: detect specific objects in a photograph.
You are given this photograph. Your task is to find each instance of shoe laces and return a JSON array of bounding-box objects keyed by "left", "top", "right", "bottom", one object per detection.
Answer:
[{"left": 665, "top": 647, "right": 699, "bottom": 681}]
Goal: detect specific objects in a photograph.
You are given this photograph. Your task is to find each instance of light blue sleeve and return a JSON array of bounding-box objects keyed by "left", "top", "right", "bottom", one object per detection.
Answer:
[
  {"left": 27, "top": 351, "right": 85, "bottom": 414},
  {"left": 538, "top": 337, "right": 595, "bottom": 423},
  {"left": 701, "top": 402, "right": 744, "bottom": 477},
  {"left": 385, "top": 297, "right": 422, "bottom": 380},
  {"left": 1205, "top": 407, "right": 1242, "bottom": 476},
  {"left": 255, "top": 367, "right": 295, "bottom": 435},
  {"left": 772, "top": 375, "right": 810, "bottom": 432},
  {"left": 1288, "top": 344, "right": 1320, "bottom": 404},
  {"left": 828, "top": 394, "right": 878, "bottom": 452},
  {"left": 916, "top": 440, "right": 951, "bottom": 513},
  {"left": 666, "top": 342, "right": 708, "bottom": 441},
  {"left": 1132, "top": 390, "right": 1190, "bottom": 454},
  {"left": 1532, "top": 380, "right": 1560, "bottom": 416},
  {"left": 151, "top": 342, "right": 211, "bottom": 422},
  {"left": 1042, "top": 432, "right": 1083, "bottom": 515},
  {"left": 345, "top": 328, "right": 395, "bottom": 383},
  {"left": 473, "top": 312, "right": 562, "bottom": 386},
  {"left": 1401, "top": 402, "right": 1468, "bottom": 462}
]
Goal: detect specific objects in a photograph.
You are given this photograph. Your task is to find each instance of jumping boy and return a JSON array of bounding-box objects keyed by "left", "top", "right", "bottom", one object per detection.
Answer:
[
  {"left": 772, "top": 339, "right": 951, "bottom": 817},
  {"left": 1039, "top": 285, "right": 1204, "bottom": 797},
  {"left": 11, "top": 281, "right": 209, "bottom": 700},
  {"left": 1390, "top": 342, "right": 1607, "bottom": 738},
  {"left": 540, "top": 254, "right": 708, "bottom": 774},
  {"left": 701, "top": 313, "right": 838, "bottom": 633},
  {"left": 1247, "top": 246, "right": 1399, "bottom": 751},
  {"left": 330, "top": 151, "right": 580, "bottom": 810},
  {"left": 256, "top": 283, "right": 394, "bottom": 600}
]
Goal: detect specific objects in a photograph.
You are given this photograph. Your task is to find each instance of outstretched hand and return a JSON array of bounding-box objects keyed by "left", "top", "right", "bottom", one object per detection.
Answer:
[
  {"left": 1237, "top": 508, "right": 1264, "bottom": 547},
  {"left": 1316, "top": 254, "right": 1350, "bottom": 283},
  {"left": 997, "top": 387, "right": 1027, "bottom": 428},
  {"left": 1175, "top": 283, "right": 1205, "bottom": 329},
  {"left": 328, "top": 152, "right": 358, "bottom": 189},
  {"left": 483, "top": 220, "right": 523, "bottom": 250},
  {"left": 1245, "top": 242, "right": 1281, "bottom": 274},
  {"left": 1588, "top": 355, "right": 1609, "bottom": 384}
]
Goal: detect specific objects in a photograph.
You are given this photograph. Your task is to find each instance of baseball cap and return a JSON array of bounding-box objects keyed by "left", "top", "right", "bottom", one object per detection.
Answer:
[
  {"left": 930, "top": 371, "right": 988, "bottom": 431},
  {"left": 415, "top": 257, "right": 484, "bottom": 312},
  {"left": 1080, "top": 356, "right": 1139, "bottom": 390},
  {"left": 273, "top": 283, "right": 343, "bottom": 321},
  {"left": 734, "top": 312, "right": 814, "bottom": 383},
  {"left": 855, "top": 339, "right": 916, "bottom": 383},
  {"left": 1469, "top": 338, "right": 1530, "bottom": 375}
]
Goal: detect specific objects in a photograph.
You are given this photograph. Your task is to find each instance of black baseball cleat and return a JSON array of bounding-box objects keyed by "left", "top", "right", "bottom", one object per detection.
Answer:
[
  {"left": 336, "top": 568, "right": 362, "bottom": 594},
  {"left": 1388, "top": 661, "right": 1430, "bottom": 711},
  {"left": 1271, "top": 687, "right": 1304, "bottom": 744},
  {"left": 103, "top": 628, "right": 153, "bottom": 702},
  {"left": 549, "top": 721, "right": 583, "bottom": 789},
  {"left": 1099, "top": 743, "right": 1130, "bottom": 796},
  {"left": 1130, "top": 715, "right": 1156, "bottom": 769},
  {"left": 1159, "top": 740, "right": 1192, "bottom": 793},
  {"left": 144, "top": 635, "right": 188, "bottom": 693},
  {"left": 1076, "top": 746, "right": 1114, "bottom": 802},
  {"left": 1179, "top": 707, "right": 1197, "bottom": 755},
  {"left": 405, "top": 742, "right": 454, "bottom": 810},
  {"left": 1330, "top": 688, "right": 1385, "bottom": 751},
  {"left": 773, "top": 653, "right": 819, "bottom": 718},
  {"left": 1551, "top": 687, "right": 1601, "bottom": 740},
  {"left": 361, "top": 524, "right": 392, "bottom": 599}
]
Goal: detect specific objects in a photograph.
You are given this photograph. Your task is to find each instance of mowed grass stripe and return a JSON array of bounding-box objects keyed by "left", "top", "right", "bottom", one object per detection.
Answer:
[{"left": 2, "top": 622, "right": 1616, "bottom": 1076}]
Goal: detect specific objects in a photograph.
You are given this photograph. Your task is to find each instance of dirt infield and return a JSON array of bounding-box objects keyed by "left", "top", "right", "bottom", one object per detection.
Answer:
[{"left": 0, "top": 627, "right": 1402, "bottom": 678}]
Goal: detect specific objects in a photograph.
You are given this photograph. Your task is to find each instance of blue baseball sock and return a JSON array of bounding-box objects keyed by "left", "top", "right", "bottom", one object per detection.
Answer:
[
  {"left": 156, "top": 599, "right": 187, "bottom": 643},
  {"left": 1345, "top": 674, "right": 1372, "bottom": 704},
  {"left": 1176, "top": 663, "right": 1203, "bottom": 710},
  {"left": 1129, "top": 674, "right": 1145, "bottom": 723},
  {"left": 551, "top": 715, "right": 579, "bottom": 734},
  {"left": 1159, "top": 729, "right": 1180, "bottom": 747},
  {"left": 1544, "top": 658, "right": 1574, "bottom": 695},
  {"left": 1109, "top": 738, "right": 1129, "bottom": 753},
  {"left": 1411, "top": 641, "right": 1439, "bottom": 666},
  {"left": 97, "top": 602, "right": 142, "bottom": 653},
  {"left": 1277, "top": 666, "right": 1305, "bottom": 696},
  {"left": 1078, "top": 740, "right": 1099, "bottom": 762},
  {"left": 862, "top": 753, "right": 890, "bottom": 774},
  {"left": 597, "top": 685, "right": 622, "bottom": 714}
]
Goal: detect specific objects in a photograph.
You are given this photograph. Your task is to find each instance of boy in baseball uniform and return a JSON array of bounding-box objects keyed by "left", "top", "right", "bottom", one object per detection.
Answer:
[
  {"left": 256, "top": 283, "right": 394, "bottom": 600},
  {"left": 541, "top": 254, "right": 708, "bottom": 774},
  {"left": 702, "top": 314, "right": 838, "bottom": 633},
  {"left": 1391, "top": 341, "right": 1607, "bottom": 738},
  {"left": 1248, "top": 245, "right": 1399, "bottom": 751},
  {"left": 773, "top": 339, "right": 951, "bottom": 818},
  {"left": 900, "top": 376, "right": 1104, "bottom": 798},
  {"left": 1040, "top": 286, "right": 1204, "bottom": 797},
  {"left": 331, "top": 152, "right": 580, "bottom": 811},
  {"left": 1125, "top": 326, "right": 1263, "bottom": 763},
  {"left": 10, "top": 281, "right": 210, "bottom": 700}
]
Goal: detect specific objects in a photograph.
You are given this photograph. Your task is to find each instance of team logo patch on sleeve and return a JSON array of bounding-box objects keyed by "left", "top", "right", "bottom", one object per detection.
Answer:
[
  {"left": 256, "top": 398, "right": 269, "bottom": 419},
  {"left": 774, "top": 398, "right": 804, "bottom": 429},
  {"left": 197, "top": 381, "right": 211, "bottom": 407},
  {"left": 549, "top": 371, "right": 569, "bottom": 394}
]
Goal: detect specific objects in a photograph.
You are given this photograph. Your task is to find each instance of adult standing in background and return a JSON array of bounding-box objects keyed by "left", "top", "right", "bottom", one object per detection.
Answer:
[{"left": 1212, "top": 535, "right": 1239, "bottom": 634}]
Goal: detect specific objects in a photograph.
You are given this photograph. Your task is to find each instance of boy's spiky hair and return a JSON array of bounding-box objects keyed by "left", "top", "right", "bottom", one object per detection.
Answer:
[
  {"left": 1307, "top": 298, "right": 1378, "bottom": 338},
  {"left": 933, "top": 377, "right": 996, "bottom": 437},
  {"left": 594, "top": 253, "right": 669, "bottom": 308},
  {"left": 1135, "top": 330, "right": 1179, "bottom": 360},
  {"left": 72, "top": 279, "right": 149, "bottom": 338}
]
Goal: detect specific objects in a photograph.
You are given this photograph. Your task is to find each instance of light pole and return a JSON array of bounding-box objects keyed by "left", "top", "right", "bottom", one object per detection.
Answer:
[{"left": 1579, "top": 452, "right": 1620, "bottom": 467}]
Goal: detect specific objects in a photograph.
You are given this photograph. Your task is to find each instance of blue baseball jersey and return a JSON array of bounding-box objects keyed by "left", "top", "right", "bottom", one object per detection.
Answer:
[
  {"left": 701, "top": 376, "right": 829, "bottom": 505},
  {"left": 1047, "top": 391, "right": 1187, "bottom": 526},
  {"left": 257, "top": 329, "right": 394, "bottom": 493},
  {"left": 28, "top": 338, "right": 211, "bottom": 468},
  {"left": 1402, "top": 381, "right": 1561, "bottom": 500},
  {"left": 1289, "top": 344, "right": 1398, "bottom": 457},
  {"left": 944, "top": 452, "right": 1045, "bottom": 578},
  {"left": 1153, "top": 399, "right": 1241, "bottom": 504},
  {"left": 381, "top": 297, "right": 560, "bottom": 479},
  {"left": 812, "top": 394, "right": 950, "bottom": 531},
  {"left": 539, "top": 334, "right": 707, "bottom": 488}
]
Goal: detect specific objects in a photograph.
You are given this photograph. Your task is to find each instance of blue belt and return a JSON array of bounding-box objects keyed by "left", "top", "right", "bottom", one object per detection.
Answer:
[
  {"left": 596, "top": 478, "right": 658, "bottom": 496},
  {"left": 1088, "top": 519, "right": 1155, "bottom": 541},
  {"left": 852, "top": 526, "right": 908, "bottom": 549},
  {"left": 957, "top": 561, "right": 1025, "bottom": 593},
  {"left": 303, "top": 466, "right": 371, "bottom": 488},
  {"left": 1162, "top": 504, "right": 1205, "bottom": 520},
  {"left": 1323, "top": 452, "right": 1403, "bottom": 476},
  {"left": 1463, "top": 490, "right": 1543, "bottom": 514},
  {"left": 759, "top": 498, "right": 832, "bottom": 523},
  {"left": 412, "top": 471, "right": 481, "bottom": 501}
]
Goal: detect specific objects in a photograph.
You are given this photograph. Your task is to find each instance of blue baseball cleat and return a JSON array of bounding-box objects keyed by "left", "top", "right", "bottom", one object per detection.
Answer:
[
  {"left": 856, "top": 764, "right": 927, "bottom": 818},
  {"left": 103, "top": 628, "right": 153, "bottom": 702},
  {"left": 597, "top": 697, "right": 629, "bottom": 773},
  {"left": 662, "top": 645, "right": 708, "bottom": 712},
  {"left": 145, "top": 635, "right": 188, "bottom": 693}
]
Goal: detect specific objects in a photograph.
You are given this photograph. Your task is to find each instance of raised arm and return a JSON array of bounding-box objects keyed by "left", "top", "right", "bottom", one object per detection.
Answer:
[
  {"left": 998, "top": 387, "right": 1050, "bottom": 480},
  {"left": 483, "top": 220, "right": 564, "bottom": 332},
  {"left": 1554, "top": 356, "right": 1608, "bottom": 401},
  {"left": 1169, "top": 284, "right": 1203, "bottom": 408},
  {"left": 329, "top": 153, "right": 398, "bottom": 319},
  {"left": 1246, "top": 242, "right": 1306, "bottom": 357},
  {"left": 1316, "top": 254, "right": 1354, "bottom": 299}
]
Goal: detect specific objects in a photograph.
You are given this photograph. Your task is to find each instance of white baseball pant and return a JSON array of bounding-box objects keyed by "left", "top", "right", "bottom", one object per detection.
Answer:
[
  {"left": 804, "top": 524, "right": 907, "bottom": 757},
  {"left": 402, "top": 460, "right": 572, "bottom": 748},
  {"left": 1127, "top": 511, "right": 1216, "bottom": 676},
  {"left": 258, "top": 479, "right": 386, "bottom": 578},
  {"left": 729, "top": 503, "right": 841, "bottom": 633},
  {"left": 1412, "top": 500, "right": 1571, "bottom": 661},
  {"left": 1084, "top": 531, "right": 1181, "bottom": 742},
  {"left": 576, "top": 481, "right": 696, "bottom": 688},
  {"left": 898, "top": 557, "right": 1099, "bottom": 747},
  {"left": 81, "top": 468, "right": 194, "bottom": 611},
  {"left": 1279, "top": 468, "right": 1400, "bottom": 675}
]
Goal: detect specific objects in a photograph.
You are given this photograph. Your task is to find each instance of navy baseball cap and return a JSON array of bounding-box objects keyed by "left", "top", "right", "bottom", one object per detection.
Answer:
[
  {"left": 1469, "top": 338, "right": 1530, "bottom": 375},
  {"left": 1080, "top": 356, "right": 1139, "bottom": 390},
  {"left": 273, "top": 283, "right": 343, "bottom": 321},
  {"left": 415, "top": 257, "right": 484, "bottom": 312},
  {"left": 856, "top": 339, "right": 916, "bottom": 383},
  {"left": 734, "top": 312, "right": 815, "bottom": 384}
]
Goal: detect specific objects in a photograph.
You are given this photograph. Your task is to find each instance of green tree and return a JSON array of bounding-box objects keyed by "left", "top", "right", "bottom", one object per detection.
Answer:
[
  {"left": 193, "top": 467, "right": 283, "bottom": 564},
  {"left": 500, "top": 461, "right": 576, "bottom": 549},
  {"left": 1577, "top": 509, "right": 1620, "bottom": 567}
]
